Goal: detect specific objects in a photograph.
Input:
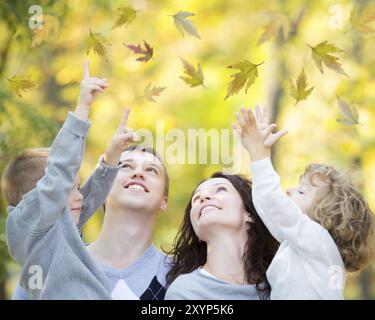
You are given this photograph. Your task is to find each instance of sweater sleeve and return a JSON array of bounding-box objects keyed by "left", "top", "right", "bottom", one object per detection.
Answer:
[
  {"left": 12, "top": 282, "right": 29, "bottom": 300},
  {"left": 6, "top": 112, "right": 90, "bottom": 260},
  {"left": 251, "top": 157, "right": 331, "bottom": 258},
  {"left": 77, "top": 156, "right": 120, "bottom": 230}
]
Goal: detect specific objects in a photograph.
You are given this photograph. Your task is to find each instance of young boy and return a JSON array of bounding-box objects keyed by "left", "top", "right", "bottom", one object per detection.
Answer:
[
  {"left": 2, "top": 61, "right": 138, "bottom": 299},
  {"left": 233, "top": 105, "right": 374, "bottom": 299}
]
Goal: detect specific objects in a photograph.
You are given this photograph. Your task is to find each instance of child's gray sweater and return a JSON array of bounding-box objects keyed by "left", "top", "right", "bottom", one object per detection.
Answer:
[{"left": 6, "top": 112, "right": 119, "bottom": 299}]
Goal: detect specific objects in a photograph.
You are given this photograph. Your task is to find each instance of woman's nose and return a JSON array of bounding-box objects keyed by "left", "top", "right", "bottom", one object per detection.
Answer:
[
  {"left": 286, "top": 189, "right": 292, "bottom": 196},
  {"left": 200, "top": 193, "right": 212, "bottom": 202}
]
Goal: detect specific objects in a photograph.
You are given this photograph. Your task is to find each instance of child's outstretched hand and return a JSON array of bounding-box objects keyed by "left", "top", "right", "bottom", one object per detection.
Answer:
[
  {"left": 232, "top": 105, "right": 288, "bottom": 161},
  {"left": 104, "top": 108, "right": 140, "bottom": 166},
  {"left": 75, "top": 60, "right": 108, "bottom": 120}
]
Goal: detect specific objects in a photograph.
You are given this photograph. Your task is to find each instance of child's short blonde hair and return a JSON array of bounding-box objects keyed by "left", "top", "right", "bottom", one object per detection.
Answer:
[
  {"left": 303, "top": 163, "right": 375, "bottom": 272},
  {"left": 1, "top": 148, "right": 50, "bottom": 207}
]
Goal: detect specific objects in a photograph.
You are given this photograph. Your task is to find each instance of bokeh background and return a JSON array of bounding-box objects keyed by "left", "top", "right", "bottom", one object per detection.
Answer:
[{"left": 0, "top": 0, "right": 374, "bottom": 300}]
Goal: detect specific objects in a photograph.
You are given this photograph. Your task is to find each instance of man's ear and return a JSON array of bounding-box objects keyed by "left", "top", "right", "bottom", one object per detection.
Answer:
[{"left": 159, "top": 196, "right": 168, "bottom": 212}]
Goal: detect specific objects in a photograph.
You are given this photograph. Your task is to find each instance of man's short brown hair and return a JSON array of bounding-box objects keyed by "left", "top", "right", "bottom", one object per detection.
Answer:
[
  {"left": 124, "top": 145, "right": 169, "bottom": 197},
  {"left": 1, "top": 148, "right": 50, "bottom": 206}
]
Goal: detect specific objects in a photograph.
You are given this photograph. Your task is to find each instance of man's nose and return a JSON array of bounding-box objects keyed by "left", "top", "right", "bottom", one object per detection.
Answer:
[{"left": 132, "top": 166, "right": 145, "bottom": 179}]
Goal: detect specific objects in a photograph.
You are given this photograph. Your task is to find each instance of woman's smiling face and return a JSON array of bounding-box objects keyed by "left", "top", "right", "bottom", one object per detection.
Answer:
[{"left": 190, "top": 177, "right": 252, "bottom": 241}]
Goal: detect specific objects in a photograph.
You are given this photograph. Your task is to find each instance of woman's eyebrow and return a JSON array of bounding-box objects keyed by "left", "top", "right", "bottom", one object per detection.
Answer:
[{"left": 193, "top": 182, "right": 228, "bottom": 195}]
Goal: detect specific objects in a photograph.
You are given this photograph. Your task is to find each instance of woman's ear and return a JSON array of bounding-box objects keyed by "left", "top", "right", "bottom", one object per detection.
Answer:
[
  {"left": 244, "top": 212, "right": 253, "bottom": 223},
  {"left": 159, "top": 196, "right": 168, "bottom": 212}
]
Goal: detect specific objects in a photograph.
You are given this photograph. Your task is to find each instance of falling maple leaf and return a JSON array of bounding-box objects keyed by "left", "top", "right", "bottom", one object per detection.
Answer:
[
  {"left": 125, "top": 41, "right": 153, "bottom": 63},
  {"left": 180, "top": 58, "right": 205, "bottom": 87},
  {"left": 350, "top": 3, "right": 375, "bottom": 33},
  {"left": 144, "top": 83, "right": 166, "bottom": 102},
  {"left": 289, "top": 68, "right": 314, "bottom": 105},
  {"left": 336, "top": 96, "right": 362, "bottom": 126},
  {"left": 258, "top": 11, "right": 289, "bottom": 45},
  {"left": 6, "top": 75, "right": 37, "bottom": 98},
  {"left": 31, "top": 14, "right": 60, "bottom": 48},
  {"left": 171, "top": 11, "right": 200, "bottom": 39},
  {"left": 87, "top": 28, "right": 111, "bottom": 62},
  {"left": 225, "top": 60, "right": 264, "bottom": 100},
  {"left": 112, "top": 6, "right": 138, "bottom": 29},
  {"left": 308, "top": 41, "right": 347, "bottom": 77}
]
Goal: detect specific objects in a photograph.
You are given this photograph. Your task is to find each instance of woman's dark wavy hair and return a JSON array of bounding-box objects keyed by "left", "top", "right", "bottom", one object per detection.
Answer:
[{"left": 165, "top": 172, "right": 279, "bottom": 300}]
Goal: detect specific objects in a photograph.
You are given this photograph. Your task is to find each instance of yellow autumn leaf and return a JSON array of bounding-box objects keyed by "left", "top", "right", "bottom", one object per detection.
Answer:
[
  {"left": 290, "top": 68, "right": 314, "bottom": 105},
  {"left": 350, "top": 3, "right": 375, "bottom": 33},
  {"left": 144, "top": 83, "right": 166, "bottom": 102},
  {"left": 258, "top": 11, "right": 289, "bottom": 45},
  {"left": 112, "top": 7, "right": 138, "bottom": 29},
  {"left": 336, "top": 96, "right": 362, "bottom": 126},
  {"left": 180, "top": 58, "right": 205, "bottom": 87},
  {"left": 171, "top": 11, "right": 200, "bottom": 39},
  {"left": 31, "top": 15, "right": 60, "bottom": 48},
  {"left": 6, "top": 75, "right": 37, "bottom": 98},
  {"left": 225, "top": 60, "right": 263, "bottom": 100},
  {"left": 308, "top": 41, "right": 347, "bottom": 77},
  {"left": 87, "top": 28, "right": 111, "bottom": 62}
]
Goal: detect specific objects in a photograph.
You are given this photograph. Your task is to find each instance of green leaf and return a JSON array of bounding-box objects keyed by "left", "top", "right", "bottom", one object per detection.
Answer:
[
  {"left": 6, "top": 75, "right": 37, "bottom": 98},
  {"left": 112, "top": 7, "right": 138, "bottom": 29},
  {"left": 144, "top": 83, "right": 166, "bottom": 102},
  {"left": 180, "top": 58, "right": 205, "bottom": 87},
  {"left": 336, "top": 96, "right": 361, "bottom": 126},
  {"left": 289, "top": 68, "right": 314, "bottom": 105},
  {"left": 225, "top": 60, "right": 263, "bottom": 100},
  {"left": 308, "top": 41, "right": 347, "bottom": 76},
  {"left": 87, "top": 28, "right": 111, "bottom": 62},
  {"left": 171, "top": 11, "right": 200, "bottom": 39}
]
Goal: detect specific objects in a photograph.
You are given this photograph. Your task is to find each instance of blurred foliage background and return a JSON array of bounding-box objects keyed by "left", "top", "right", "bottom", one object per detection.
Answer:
[{"left": 0, "top": 0, "right": 374, "bottom": 300}]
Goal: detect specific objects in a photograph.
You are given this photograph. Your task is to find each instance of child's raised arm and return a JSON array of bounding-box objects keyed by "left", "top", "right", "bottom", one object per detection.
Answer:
[
  {"left": 233, "top": 107, "right": 337, "bottom": 258},
  {"left": 8, "top": 61, "right": 108, "bottom": 239},
  {"left": 77, "top": 108, "right": 139, "bottom": 228},
  {"left": 103, "top": 108, "right": 139, "bottom": 166}
]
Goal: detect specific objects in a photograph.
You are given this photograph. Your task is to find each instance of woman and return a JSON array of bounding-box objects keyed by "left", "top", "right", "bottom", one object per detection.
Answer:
[{"left": 165, "top": 172, "right": 278, "bottom": 300}]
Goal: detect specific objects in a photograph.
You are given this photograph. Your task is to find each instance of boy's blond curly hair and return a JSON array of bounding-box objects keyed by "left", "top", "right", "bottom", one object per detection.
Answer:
[{"left": 303, "top": 163, "right": 375, "bottom": 272}]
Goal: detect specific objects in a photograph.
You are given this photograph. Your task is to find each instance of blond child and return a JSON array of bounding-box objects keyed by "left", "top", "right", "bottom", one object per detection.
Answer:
[{"left": 233, "top": 105, "right": 374, "bottom": 299}]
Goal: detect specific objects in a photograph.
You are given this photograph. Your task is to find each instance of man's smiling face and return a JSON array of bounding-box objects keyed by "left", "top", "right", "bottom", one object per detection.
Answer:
[{"left": 106, "top": 150, "right": 167, "bottom": 214}]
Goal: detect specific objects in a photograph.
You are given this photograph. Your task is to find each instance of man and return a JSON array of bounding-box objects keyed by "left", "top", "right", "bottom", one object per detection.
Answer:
[{"left": 12, "top": 145, "right": 172, "bottom": 300}]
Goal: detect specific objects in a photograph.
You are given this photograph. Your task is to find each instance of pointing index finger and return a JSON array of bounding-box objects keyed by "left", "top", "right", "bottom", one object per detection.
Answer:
[
  {"left": 121, "top": 107, "right": 131, "bottom": 126},
  {"left": 84, "top": 60, "right": 90, "bottom": 79}
]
